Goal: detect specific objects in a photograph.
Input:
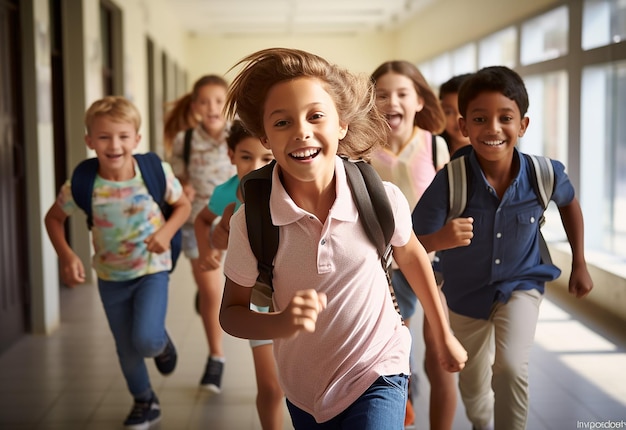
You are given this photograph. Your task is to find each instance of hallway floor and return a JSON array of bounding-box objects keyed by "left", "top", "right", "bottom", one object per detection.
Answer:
[{"left": 1, "top": 257, "right": 624, "bottom": 429}]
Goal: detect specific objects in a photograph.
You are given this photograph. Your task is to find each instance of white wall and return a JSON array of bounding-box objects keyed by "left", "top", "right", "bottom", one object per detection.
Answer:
[
  {"left": 183, "top": 31, "right": 396, "bottom": 84},
  {"left": 394, "top": 0, "right": 561, "bottom": 63}
]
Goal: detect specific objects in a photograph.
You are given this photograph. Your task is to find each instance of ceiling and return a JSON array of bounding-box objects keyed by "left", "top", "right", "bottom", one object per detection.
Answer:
[{"left": 165, "top": 0, "right": 437, "bottom": 37}]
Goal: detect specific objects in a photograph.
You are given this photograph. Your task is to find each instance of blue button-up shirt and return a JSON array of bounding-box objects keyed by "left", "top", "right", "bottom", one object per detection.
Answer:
[{"left": 413, "top": 148, "right": 574, "bottom": 319}]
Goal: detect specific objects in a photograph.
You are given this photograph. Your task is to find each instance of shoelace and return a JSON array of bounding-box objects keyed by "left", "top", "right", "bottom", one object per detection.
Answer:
[
  {"left": 128, "top": 402, "right": 149, "bottom": 419},
  {"left": 207, "top": 360, "right": 222, "bottom": 378}
]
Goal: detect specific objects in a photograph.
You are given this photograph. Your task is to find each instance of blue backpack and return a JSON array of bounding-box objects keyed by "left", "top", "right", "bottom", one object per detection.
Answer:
[{"left": 70, "top": 152, "right": 182, "bottom": 272}]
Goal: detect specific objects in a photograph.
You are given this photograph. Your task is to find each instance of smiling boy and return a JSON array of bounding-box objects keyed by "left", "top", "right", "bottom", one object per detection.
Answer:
[{"left": 412, "top": 66, "right": 593, "bottom": 430}]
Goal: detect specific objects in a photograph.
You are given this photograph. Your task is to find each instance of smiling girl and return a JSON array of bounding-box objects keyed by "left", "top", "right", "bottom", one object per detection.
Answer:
[{"left": 219, "top": 48, "right": 467, "bottom": 430}]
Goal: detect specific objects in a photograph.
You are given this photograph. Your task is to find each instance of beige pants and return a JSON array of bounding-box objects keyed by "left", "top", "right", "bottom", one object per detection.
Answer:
[{"left": 449, "top": 289, "right": 543, "bottom": 430}]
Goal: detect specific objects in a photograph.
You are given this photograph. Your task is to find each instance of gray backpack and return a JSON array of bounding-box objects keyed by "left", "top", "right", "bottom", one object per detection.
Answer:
[{"left": 445, "top": 153, "right": 555, "bottom": 263}]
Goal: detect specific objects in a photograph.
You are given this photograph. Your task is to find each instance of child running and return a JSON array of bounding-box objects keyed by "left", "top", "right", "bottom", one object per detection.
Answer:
[
  {"left": 370, "top": 60, "right": 454, "bottom": 430},
  {"left": 219, "top": 47, "right": 467, "bottom": 430},
  {"left": 167, "top": 75, "right": 235, "bottom": 392},
  {"left": 44, "top": 96, "right": 191, "bottom": 429},
  {"left": 438, "top": 73, "right": 473, "bottom": 159},
  {"left": 194, "top": 120, "right": 284, "bottom": 429},
  {"left": 413, "top": 66, "right": 593, "bottom": 430}
]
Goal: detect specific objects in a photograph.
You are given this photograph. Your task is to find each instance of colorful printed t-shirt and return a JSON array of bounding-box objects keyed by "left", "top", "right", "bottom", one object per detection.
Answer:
[{"left": 58, "top": 160, "right": 183, "bottom": 281}]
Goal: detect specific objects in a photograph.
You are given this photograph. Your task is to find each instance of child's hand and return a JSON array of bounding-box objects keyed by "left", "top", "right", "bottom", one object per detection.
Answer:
[
  {"left": 281, "top": 289, "right": 327, "bottom": 335},
  {"left": 59, "top": 253, "right": 86, "bottom": 287},
  {"left": 198, "top": 248, "right": 223, "bottom": 271},
  {"left": 440, "top": 217, "right": 474, "bottom": 249},
  {"left": 211, "top": 202, "right": 235, "bottom": 250},
  {"left": 569, "top": 263, "right": 593, "bottom": 298},
  {"left": 144, "top": 229, "right": 170, "bottom": 254},
  {"left": 438, "top": 333, "right": 468, "bottom": 373},
  {"left": 183, "top": 183, "right": 196, "bottom": 202}
]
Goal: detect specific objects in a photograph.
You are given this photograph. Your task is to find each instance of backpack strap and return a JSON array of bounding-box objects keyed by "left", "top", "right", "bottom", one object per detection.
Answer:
[
  {"left": 135, "top": 152, "right": 182, "bottom": 271},
  {"left": 525, "top": 154, "right": 555, "bottom": 264},
  {"left": 446, "top": 155, "right": 470, "bottom": 222},
  {"left": 135, "top": 153, "right": 167, "bottom": 215},
  {"left": 342, "top": 158, "right": 400, "bottom": 316},
  {"left": 342, "top": 159, "right": 394, "bottom": 267},
  {"left": 71, "top": 158, "right": 100, "bottom": 229},
  {"left": 525, "top": 154, "right": 555, "bottom": 215},
  {"left": 183, "top": 128, "right": 194, "bottom": 168},
  {"left": 431, "top": 134, "right": 438, "bottom": 170},
  {"left": 241, "top": 160, "right": 279, "bottom": 290}
]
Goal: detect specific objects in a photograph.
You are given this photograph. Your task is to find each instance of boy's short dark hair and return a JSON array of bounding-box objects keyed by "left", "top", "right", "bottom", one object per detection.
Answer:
[
  {"left": 439, "top": 73, "right": 472, "bottom": 99},
  {"left": 226, "top": 119, "right": 255, "bottom": 151},
  {"left": 458, "top": 66, "right": 529, "bottom": 118}
]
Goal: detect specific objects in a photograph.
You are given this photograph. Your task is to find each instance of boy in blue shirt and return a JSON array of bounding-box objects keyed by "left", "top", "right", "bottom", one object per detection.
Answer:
[{"left": 412, "top": 66, "right": 593, "bottom": 430}]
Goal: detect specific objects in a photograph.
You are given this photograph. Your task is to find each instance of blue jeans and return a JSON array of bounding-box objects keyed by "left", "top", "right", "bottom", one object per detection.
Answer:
[
  {"left": 392, "top": 269, "right": 417, "bottom": 320},
  {"left": 98, "top": 271, "right": 170, "bottom": 400},
  {"left": 286, "top": 374, "right": 408, "bottom": 429}
]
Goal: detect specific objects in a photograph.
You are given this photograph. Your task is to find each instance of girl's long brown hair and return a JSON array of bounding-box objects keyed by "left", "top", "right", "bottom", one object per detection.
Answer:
[
  {"left": 371, "top": 61, "right": 446, "bottom": 135},
  {"left": 225, "top": 48, "right": 388, "bottom": 160}
]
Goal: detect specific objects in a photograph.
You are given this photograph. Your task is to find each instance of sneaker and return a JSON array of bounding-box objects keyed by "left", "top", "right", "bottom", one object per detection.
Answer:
[
  {"left": 200, "top": 357, "right": 224, "bottom": 393},
  {"left": 154, "top": 332, "right": 177, "bottom": 375},
  {"left": 123, "top": 395, "right": 161, "bottom": 429}
]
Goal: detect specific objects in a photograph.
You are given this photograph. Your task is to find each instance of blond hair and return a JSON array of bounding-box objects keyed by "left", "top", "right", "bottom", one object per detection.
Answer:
[
  {"left": 84, "top": 96, "right": 141, "bottom": 134},
  {"left": 225, "top": 48, "right": 388, "bottom": 160}
]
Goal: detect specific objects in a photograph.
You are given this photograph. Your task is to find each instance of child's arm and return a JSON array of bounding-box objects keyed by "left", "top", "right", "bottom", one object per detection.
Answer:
[
  {"left": 393, "top": 232, "right": 468, "bottom": 372},
  {"left": 558, "top": 197, "right": 593, "bottom": 298},
  {"left": 194, "top": 206, "right": 223, "bottom": 271},
  {"left": 417, "top": 217, "right": 474, "bottom": 253},
  {"left": 211, "top": 202, "right": 236, "bottom": 250},
  {"left": 44, "top": 202, "right": 86, "bottom": 287},
  {"left": 144, "top": 193, "right": 191, "bottom": 254},
  {"left": 220, "top": 278, "right": 327, "bottom": 340}
]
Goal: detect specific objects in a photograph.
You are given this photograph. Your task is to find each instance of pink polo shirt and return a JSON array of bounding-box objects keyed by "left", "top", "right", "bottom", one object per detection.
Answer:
[{"left": 224, "top": 156, "right": 412, "bottom": 423}]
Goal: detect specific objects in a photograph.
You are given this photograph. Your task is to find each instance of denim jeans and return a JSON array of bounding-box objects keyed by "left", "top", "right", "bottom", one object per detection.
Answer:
[
  {"left": 391, "top": 269, "right": 417, "bottom": 321},
  {"left": 286, "top": 374, "right": 408, "bottom": 430},
  {"left": 98, "top": 271, "right": 169, "bottom": 400}
]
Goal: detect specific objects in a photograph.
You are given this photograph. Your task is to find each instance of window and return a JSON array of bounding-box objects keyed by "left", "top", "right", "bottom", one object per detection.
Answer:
[
  {"left": 478, "top": 26, "right": 517, "bottom": 68},
  {"left": 580, "top": 61, "right": 626, "bottom": 257},
  {"left": 522, "top": 71, "right": 569, "bottom": 161},
  {"left": 582, "top": 0, "right": 626, "bottom": 50},
  {"left": 451, "top": 43, "right": 477, "bottom": 76},
  {"left": 521, "top": 5, "right": 569, "bottom": 65}
]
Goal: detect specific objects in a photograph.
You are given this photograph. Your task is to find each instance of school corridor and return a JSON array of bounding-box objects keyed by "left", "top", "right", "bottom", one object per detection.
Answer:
[{"left": 0, "top": 257, "right": 624, "bottom": 430}]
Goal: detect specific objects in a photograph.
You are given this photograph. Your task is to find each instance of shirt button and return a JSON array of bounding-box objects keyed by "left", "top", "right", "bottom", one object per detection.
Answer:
[
  {"left": 495, "top": 258, "right": 501, "bottom": 264},
  {"left": 321, "top": 239, "right": 326, "bottom": 245},
  {"left": 530, "top": 216, "right": 536, "bottom": 223},
  {"left": 496, "top": 232, "right": 502, "bottom": 238}
]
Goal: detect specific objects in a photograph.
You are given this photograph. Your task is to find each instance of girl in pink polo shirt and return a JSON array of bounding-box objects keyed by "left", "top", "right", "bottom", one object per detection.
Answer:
[{"left": 219, "top": 48, "right": 467, "bottom": 429}]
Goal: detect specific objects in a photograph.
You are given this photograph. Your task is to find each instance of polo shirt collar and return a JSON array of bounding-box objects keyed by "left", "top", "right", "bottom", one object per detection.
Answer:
[{"left": 269, "top": 156, "right": 358, "bottom": 226}]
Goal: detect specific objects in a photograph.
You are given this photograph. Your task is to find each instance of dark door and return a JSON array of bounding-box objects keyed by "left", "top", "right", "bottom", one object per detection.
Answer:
[{"left": 0, "top": 0, "right": 29, "bottom": 353}]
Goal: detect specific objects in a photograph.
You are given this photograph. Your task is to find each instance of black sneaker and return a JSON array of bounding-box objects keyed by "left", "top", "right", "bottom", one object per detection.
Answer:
[
  {"left": 200, "top": 357, "right": 224, "bottom": 393},
  {"left": 154, "top": 332, "right": 177, "bottom": 375},
  {"left": 123, "top": 395, "right": 161, "bottom": 429}
]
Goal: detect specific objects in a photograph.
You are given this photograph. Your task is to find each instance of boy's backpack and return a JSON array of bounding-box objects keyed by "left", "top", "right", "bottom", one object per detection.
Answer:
[
  {"left": 445, "top": 153, "right": 555, "bottom": 264},
  {"left": 182, "top": 128, "right": 194, "bottom": 168},
  {"left": 70, "top": 152, "right": 182, "bottom": 272},
  {"left": 241, "top": 158, "right": 400, "bottom": 313}
]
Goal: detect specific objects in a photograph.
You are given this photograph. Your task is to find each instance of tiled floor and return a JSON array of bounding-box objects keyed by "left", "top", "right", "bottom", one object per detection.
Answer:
[{"left": 1, "top": 257, "right": 624, "bottom": 429}]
